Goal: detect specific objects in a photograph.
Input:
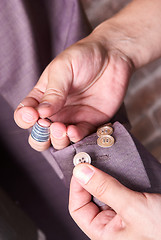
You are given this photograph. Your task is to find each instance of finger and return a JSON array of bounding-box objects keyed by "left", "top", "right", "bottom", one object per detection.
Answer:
[
  {"left": 50, "top": 122, "right": 70, "bottom": 150},
  {"left": 14, "top": 105, "right": 39, "bottom": 129},
  {"left": 28, "top": 118, "right": 51, "bottom": 152},
  {"left": 37, "top": 57, "right": 73, "bottom": 118},
  {"left": 69, "top": 176, "right": 116, "bottom": 239},
  {"left": 50, "top": 122, "right": 96, "bottom": 149},
  {"left": 69, "top": 176, "right": 100, "bottom": 234},
  {"left": 67, "top": 122, "right": 96, "bottom": 143},
  {"left": 14, "top": 70, "right": 48, "bottom": 129},
  {"left": 73, "top": 163, "right": 137, "bottom": 216},
  {"left": 14, "top": 92, "right": 42, "bottom": 129},
  {"left": 48, "top": 104, "right": 108, "bottom": 126}
]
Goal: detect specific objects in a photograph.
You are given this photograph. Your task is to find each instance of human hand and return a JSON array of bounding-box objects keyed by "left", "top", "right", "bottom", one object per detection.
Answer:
[
  {"left": 69, "top": 163, "right": 161, "bottom": 240},
  {"left": 14, "top": 32, "right": 133, "bottom": 151}
]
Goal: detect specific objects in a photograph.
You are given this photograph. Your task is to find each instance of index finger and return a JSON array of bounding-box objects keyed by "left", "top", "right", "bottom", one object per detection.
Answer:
[
  {"left": 14, "top": 67, "right": 49, "bottom": 129},
  {"left": 69, "top": 176, "right": 100, "bottom": 230}
]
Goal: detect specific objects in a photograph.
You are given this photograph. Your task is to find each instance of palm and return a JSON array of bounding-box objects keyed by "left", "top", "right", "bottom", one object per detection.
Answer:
[{"left": 48, "top": 46, "right": 132, "bottom": 127}]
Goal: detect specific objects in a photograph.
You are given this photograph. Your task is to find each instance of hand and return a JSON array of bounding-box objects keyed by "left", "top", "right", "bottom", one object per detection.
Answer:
[
  {"left": 69, "top": 163, "right": 161, "bottom": 240},
  {"left": 14, "top": 32, "right": 133, "bottom": 151},
  {"left": 14, "top": 0, "right": 161, "bottom": 152}
]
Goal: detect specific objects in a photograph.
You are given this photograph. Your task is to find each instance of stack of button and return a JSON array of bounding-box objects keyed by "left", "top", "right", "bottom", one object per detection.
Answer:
[
  {"left": 31, "top": 121, "right": 50, "bottom": 142},
  {"left": 96, "top": 123, "right": 115, "bottom": 148}
]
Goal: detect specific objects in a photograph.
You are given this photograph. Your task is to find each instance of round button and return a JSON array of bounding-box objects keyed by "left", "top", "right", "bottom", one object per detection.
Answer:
[
  {"left": 97, "top": 135, "right": 115, "bottom": 148},
  {"left": 97, "top": 124, "right": 113, "bottom": 137},
  {"left": 73, "top": 152, "right": 91, "bottom": 166}
]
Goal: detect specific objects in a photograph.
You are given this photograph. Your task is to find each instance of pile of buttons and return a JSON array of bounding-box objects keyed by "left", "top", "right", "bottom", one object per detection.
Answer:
[{"left": 31, "top": 121, "right": 50, "bottom": 142}]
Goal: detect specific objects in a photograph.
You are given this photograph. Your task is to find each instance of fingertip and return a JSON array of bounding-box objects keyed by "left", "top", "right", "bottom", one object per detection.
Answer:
[
  {"left": 67, "top": 122, "right": 96, "bottom": 143},
  {"left": 50, "top": 122, "right": 70, "bottom": 149},
  {"left": 67, "top": 125, "right": 83, "bottom": 142},
  {"left": 37, "top": 102, "right": 53, "bottom": 118},
  {"left": 50, "top": 122, "right": 67, "bottom": 138},
  {"left": 73, "top": 163, "right": 95, "bottom": 185},
  {"left": 14, "top": 106, "right": 39, "bottom": 129}
]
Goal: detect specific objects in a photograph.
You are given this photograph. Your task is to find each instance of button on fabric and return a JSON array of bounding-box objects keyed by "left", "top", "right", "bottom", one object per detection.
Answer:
[
  {"left": 97, "top": 124, "right": 113, "bottom": 137},
  {"left": 97, "top": 135, "right": 115, "bottom": 148},
  {"left": 73, "top": 152, "right": 91, "bottom": 166}
]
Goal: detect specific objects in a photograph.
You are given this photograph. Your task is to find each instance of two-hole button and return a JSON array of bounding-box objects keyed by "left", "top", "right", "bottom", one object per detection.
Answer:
[
  {"left": 97, "top": 123, "right": 115, "bottom": 148},
  {"left": 97, "top": 135, "right": 114, "bottom": 148}
]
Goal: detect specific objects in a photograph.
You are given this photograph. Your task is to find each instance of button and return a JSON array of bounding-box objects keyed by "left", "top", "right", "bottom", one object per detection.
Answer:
[
  {"left": 73, "top": 152, "right": 91, "bottom": 166},
  {"left": 97, "top": 135, "right": 114, "bottom": 148},
  {"left": 97, "top": 124, "right": 113, "bottom": 137}
]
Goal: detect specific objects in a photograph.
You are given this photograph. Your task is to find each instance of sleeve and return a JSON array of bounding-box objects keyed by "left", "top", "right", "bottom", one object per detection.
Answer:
[{"left": 48, "top": 121, "right": 161, "bottom": 195}]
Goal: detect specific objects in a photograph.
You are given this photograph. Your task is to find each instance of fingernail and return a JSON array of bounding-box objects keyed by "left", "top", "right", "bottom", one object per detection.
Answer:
[
  {"left": 73, "top": 165, "right": 95, "bottom": 184},
  {"left": 38, "top": 118, "right": 51, "bottom": 127},
  {"left": 22, "top": 112, "right": 34, "bottom": 123},
  {"left": 51, "top": 128, "right": 64, "bottom": 139}
]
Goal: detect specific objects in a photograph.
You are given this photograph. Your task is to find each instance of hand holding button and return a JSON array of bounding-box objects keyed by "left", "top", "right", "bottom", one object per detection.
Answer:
[
  {"left": 69, "top": 164, "right": 161, "bottom": 240},
  {"left": 14, "top": 31, "right": 133, "bottom": 151}
]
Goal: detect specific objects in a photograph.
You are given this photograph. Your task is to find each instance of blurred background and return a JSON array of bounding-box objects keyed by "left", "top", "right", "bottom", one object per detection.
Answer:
[{"left": 81, "top": 0, "right": 161, "bottom": 163}]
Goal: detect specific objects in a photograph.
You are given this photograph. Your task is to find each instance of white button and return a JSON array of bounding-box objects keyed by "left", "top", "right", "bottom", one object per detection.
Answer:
[
  {"left": 97, "top": 124, "right": 113, "bottom": 137},
  {"left": 97, "top": 135, "right": 115, "bottom": 148},
  {"left": 73, "top": 152, "right": 91, "bottom": 166}
]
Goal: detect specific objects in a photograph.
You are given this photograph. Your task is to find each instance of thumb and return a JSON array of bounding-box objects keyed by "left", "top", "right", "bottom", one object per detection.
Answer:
[
  {"left": 73, "top": 163, "right": 136, "bottom": 215},
  {"left": 37, "top": 56, "right": 73, "bottom": 118}
]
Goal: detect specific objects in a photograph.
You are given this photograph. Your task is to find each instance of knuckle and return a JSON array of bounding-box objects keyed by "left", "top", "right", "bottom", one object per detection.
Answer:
[
  {"left": 121, "top": 192, "right": 143, "bottom": 220},
  {"left": 94, "top": 180, "right": 108, "bottom": 199},
  {"left": 44, "top": 88, "right": 64, "bottom": 99}
]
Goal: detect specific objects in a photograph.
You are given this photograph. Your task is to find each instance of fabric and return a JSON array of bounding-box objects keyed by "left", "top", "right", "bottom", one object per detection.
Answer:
[
  {"left": 50, "top": 122, "right": 161, "bottom": 192},
  {"left": 49, "top": 122, "right": 161, "bottom": 207},
  {"left": 0, "top": 0, "right": 91, "bottom": 109}
]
